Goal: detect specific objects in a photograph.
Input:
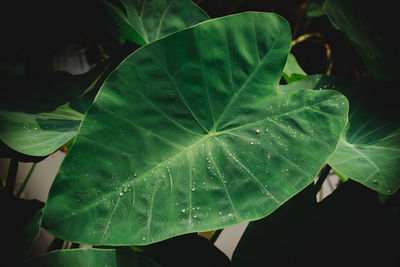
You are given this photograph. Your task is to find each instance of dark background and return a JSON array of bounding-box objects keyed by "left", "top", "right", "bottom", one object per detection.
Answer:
[{"left": 0, "top": 0, "right": 368, "bottom": 79}]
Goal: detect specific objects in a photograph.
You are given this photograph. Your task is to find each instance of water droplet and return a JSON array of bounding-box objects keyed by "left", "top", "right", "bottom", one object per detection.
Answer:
[
  {"left": 119, "top": 192, "right": 123, "bottom": 196},
  {"left": 192, "top": 188, "right": 196, "bottom": 192},
  {"left": 142, "top": 237, "right": 146, "bottom": 240},
  {"left": 256, "top": 129, "right": 261, "bottom": 134},
  {"left": 93, "top": 231, "right": 96, "bottom": 234},
  {"left": 218, "top": 211, "right": 222, "bottom": 215},
  {"left": 228, "top": 213, "right": 233, "bottom": 217},
  {"left": 267, "top": 154, "right": 271, "bottom": 159},
  {"left": 265, "top": 128, "right": 269, "bottom": 132},
  {"left": 373, "top": 179, "right": 378, "bottom": 184},
  {"left": 133, "top": 173, "right": 137, "bottom": 177},
  {"left": 71, "top": 212, "right": 75, "bottom": 216},
  {"left": 250, "top": 142, "right": 254, "bottom": 145},
  {"left": 182, "top": 209, "right": 186, "bottom": 213},
  {"left": 194, "top": 215, "right": 197, "bottom": 218}
]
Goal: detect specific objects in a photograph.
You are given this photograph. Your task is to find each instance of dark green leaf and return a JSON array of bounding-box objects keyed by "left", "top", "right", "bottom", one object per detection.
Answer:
[
  {"left": 232, "top": 181, "right": 400, "bottom": 267},
  {"left": 140, "top": 233, "right": 229, "bottom": 267},
  {"left": 102, "top": 0, "right": 210, "bottom": 45},
  {"left": 0, "top": 193, "right": 44, "bottom": 266},
  {"left": 280, "top": 75, "right": 400, "bottom": 194},
  {"left": 24, "top": 248, "right": 161, "bottom": 267},
  {"left": 0, "top": 64, "right": 106, "bottom": 156},
  {"left": 44, "top": 12, "right": 348, "bottom": 245},
  {"left": 323, "top": 0, "right": 400, "bottom": 81},
  {"left": 306, "top": 0, "right": 326, "bottom": 17},
  {"left": 282, "top": 53, "right": 307, "bottom": 83}
]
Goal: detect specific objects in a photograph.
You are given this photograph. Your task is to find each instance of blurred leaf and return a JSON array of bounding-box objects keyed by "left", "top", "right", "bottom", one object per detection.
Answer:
[
  {"left": 43, "top": 12, "right": 347, "bottom": 246},
  {"left": 24, "top": 248, "right": 161, "bottom": 267},
  {"left": 232, "top": 181, "right": 400, "bottom": 267},
  {"left": 306, "top": 0, "right": 326, "bottom": 17},
  {"left": 0, "top": 193, "right": 44, "bottom": 266},
  {"left": 102, "top": 0, "right": 210, "bottom": 45},
  {"left": 140, "top": 233, "right": 229, "bottom": 267},
  {"left": 323, "top": 0, "right": 400, "bottom": 81}
]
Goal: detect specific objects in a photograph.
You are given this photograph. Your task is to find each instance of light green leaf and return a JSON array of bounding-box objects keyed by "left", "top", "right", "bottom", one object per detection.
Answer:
[
  {"left": 280, "top": 75, "right": 400, "bottom": 194},
  {"left": 0, "top": 65, "right": 105, "bottom": 156},
  {"left": 102, "top": 0, "right": 210, "bottom": 45},
  {"left": 43, "top": 12, "right": 348, "bottom": 245},
  {"left": 282, "top": 53, "right": 307, "bottom": 83},
  {"left": 24, "top": 248, "right": 161, "bottom": 267},
  {"left": 323, "top": 0, "right": 399, "bottom": 81}
]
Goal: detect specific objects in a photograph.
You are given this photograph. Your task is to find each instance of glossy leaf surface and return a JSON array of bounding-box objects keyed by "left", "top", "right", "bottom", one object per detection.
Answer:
[
  {"left": 44, "top": 12, "right": 348, "bottom": 245},
  {"left": 24, "top": 248, "right": 161, "bottom": 267},
  {"left": 281, "top": 75, "right": 400, "bottom": 194},
  {"left": 232, "top": 181, "right": 400, "bottom": 267},
  {"left": 0, "top": 65, "right": 105, "bottom": 156},
  {"left": 102, "top": 0, "right": 209, "bottom": 45}
]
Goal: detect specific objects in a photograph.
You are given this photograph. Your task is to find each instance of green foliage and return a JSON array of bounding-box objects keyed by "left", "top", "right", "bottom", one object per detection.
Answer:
[
  {"left": 0, "top": 193, "right": 44, "bottom": 266},
  {"left": 232, "top": 181, "right": 400, "bottom": 266},
  {"left": 102, "top": 0, "right": 210, "bottom": 45},
  {"left": 323, "top": 0, "right": 399, "bottom": 81},
  {"left": 1, "top": 0, "right": 399, "bottom": 266},
  {"left": 281, "top": 75, "right": 400, "bottom": 194},
  {"left": 43, "top": 12, "right": 348, "bottom": 246},
  {"left": 0, "top": 65, "right": 106, "bottom": 156},
  {"left": 24, "top": 248, "right": 161, "bottom": 267},
  {"left": 282, "top": 53, "right": 307, "bottom": 83}
]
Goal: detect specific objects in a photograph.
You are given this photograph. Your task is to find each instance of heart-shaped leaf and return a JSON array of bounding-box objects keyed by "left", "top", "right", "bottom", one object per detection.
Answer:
[
  {"left": 102, "top": 0, "right": 209, "bottom": 45},
  {"left": 24, "top": 248, "right": 161, "bottom": 267},
  {"left": 280, "top": 75, "right": 400, "bottom": 194},
  {"left": 0, "top": 65, "right": 105, "bottom": 156},
  {"left": 43, "top": 12, "right": 348, "bottom": 245}
]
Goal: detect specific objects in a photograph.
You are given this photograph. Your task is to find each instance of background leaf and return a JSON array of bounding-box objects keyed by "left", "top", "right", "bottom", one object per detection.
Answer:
[
  {"left": 323, "top": 0, "right": 400, "bottom": 81},
  {"left": 231, "top": 181, "right": 400, "bottom": 267},
  {"left": 0, "top": 65, "right": 106, "bottom": 156},
  {"left": 282, "top": 53, "right": 307, "bottom": 84},
  {"left": 102, "top": 0, "right": 210, "bottom": 45},
  {"left": 0, "top": 193, "right": 44, "bottom": 266},
  {"left": 43, "top": 12, "right": 348, "bottom": 245},
  {"left": 280, "top": 75, "right": 400, "bottom": 194},
  {"left": 24, "top": 248, "right": 161, "bottom": 267}
]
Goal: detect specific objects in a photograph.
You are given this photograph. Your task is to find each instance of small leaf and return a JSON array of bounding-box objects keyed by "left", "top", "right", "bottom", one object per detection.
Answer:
[
  {"left": 282, "top": 53, "right": 307, "bottom": 83},
  {"left": 24, "top": 248, "right": 161, "bottom": 267},
  {"left": 306, "top": 0, "right": 326, "bottom": 17},
  {"left": 102, "top": 0, "right": 210, "bottom": 45},
  {"left": 43, "top": 12, "right": 348, "bottom": 245}
]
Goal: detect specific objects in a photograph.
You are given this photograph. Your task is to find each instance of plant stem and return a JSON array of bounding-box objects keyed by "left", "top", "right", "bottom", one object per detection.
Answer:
[
  {"left": 17, "top": 162, "right": 37, "bottom": 197},
  {"left": 314, "top": 164, "right": 331, "bottom": 194},
  {"left": 5, "top": 158, "right": 18, "bottom": 195}
]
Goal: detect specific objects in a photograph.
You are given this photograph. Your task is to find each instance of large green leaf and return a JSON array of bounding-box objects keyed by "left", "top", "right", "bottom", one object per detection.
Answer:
[
  {"left": 102, "top": 0, "right": 209, "bottom": 45},
  {"left": 232, "top": 181, "right": 400, "bottom": 267},
  {"left": 0, "top": 65, "right": 105, "bottom": 156},
  {"left": 323, "top": 0, "right": 399, "bottom": 81},
  {"left": 43, "top": 12, "right": 348, "bottom": 245},
  {"left": 280, "top": 75, "right": 400, "bottom": 194},
  {"left": 24, "top": 248, "right": 161, "bottom": 267}
]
